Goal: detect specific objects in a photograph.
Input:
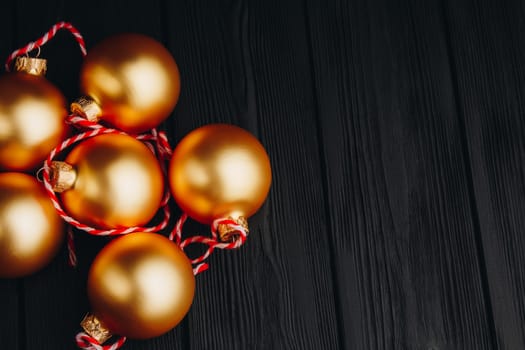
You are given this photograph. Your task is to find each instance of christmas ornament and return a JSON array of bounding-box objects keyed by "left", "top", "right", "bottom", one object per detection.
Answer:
[
  {"left": 71, "top": 33, "right": 180, "bottom": 134},
  {"left": 83, "top": 232, "right": 195, "bottom": 341},
  {"left": 50, "top": 133, "right": 164, "bottom": 229},
  {"left": 169, "top": 124, "right": 271, "bottom": 240},
  {"left": 0, "top": 172, "right": 64, "bottom": 277},
  {"left": 0, "top": 57, "right": 67, "bottom": 171}
]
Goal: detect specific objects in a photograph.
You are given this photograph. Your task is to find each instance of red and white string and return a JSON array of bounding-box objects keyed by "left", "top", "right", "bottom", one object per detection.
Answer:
[
  {"left": 76, "top": 333, "right": 126, "bottom": 350},
  {"left": 170, "top": 214, "right": 250, "bottom": 275},
  {"left": 41, "top": 118, "right": 173, "bottom": 259},
  {"left": 5, "top": 21, "right": 86, "bottom": 71}
]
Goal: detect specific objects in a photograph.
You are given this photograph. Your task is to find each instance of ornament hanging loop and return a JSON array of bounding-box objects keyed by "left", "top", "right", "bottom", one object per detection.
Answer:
[
  {"left": 216, "top": 216, "right": 249, "bottom": 242},
  {"left": 76, "top": 331, "right": 126, "bottom": 350},
  {"left": 5, "top": 21, "right": 87, "bottom": 72},
  {"left": 172, "top": 214, "right": 250, "bottom": 275}
]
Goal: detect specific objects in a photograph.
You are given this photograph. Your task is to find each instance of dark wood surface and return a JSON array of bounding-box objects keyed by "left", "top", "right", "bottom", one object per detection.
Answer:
[{"left": 1, "top": 0, "right": 524, "bottom": 349}]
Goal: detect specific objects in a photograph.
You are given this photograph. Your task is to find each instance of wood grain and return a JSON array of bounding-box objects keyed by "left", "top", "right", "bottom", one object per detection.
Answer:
[
  {"left": 164, "top": 0, "right": 340, "bottom": 348},
  {"left": 444, "top": 0, "right": 525, "bottom": 348},
  {"left": 305, "top": 0, "right": 495, "bottom": 348},
  {"left": 1, "top": 0, "right": 525, "bottom": 349},
  {"left": 0, "top": 280, "right": 19, "bottom": 349}
]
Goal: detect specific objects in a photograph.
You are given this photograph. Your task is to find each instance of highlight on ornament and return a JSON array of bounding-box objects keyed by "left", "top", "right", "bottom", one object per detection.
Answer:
[
  {"left": 80, "top": 232, "right": 195, "bottom": 343},
  {"left": 71, "top": 33, "right": 181, "bottom": 134},
  {"left": 0, "top": 56, "right": 67, "bottom": 171},
  {"left": 49, "top": 133, "right": 164, "bottom": 229},
  {"left": 0, "top": 172, "right": 64, "bottom": 277},
  {"left": 169, "top": 123, "right": 272, "bottom": 242}
]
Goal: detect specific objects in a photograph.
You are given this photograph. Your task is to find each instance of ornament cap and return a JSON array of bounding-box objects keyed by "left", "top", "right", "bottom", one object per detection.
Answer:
[
  {"left": 218, "top": 216, "right": 249, "bottom": 242},
  {"left": 71, "top": 96, "right": 102, "bottom": 122},
  {"left": 80, "top": 313, "right": 112, "bottom": 344},
  {"left": 14, "top": 56, "right": 47, "bottom": 76},
  {"left": 50, "top": 161, "right": 77, "bottom": 193}
]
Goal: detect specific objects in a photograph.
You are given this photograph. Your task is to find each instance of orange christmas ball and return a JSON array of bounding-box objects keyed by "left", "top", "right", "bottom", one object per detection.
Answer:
[
  {"left": 0, "top": 58, "right": 67, "bottom": 171},
  {"left": 51, "top": 133, "right": 164, "bottom": 229},
  {"left": 0, "top": 172, "right": 64, "bottom": 277},
  {"left": 76, "top": 33, "right": 180, "bottom": 133},
  {"left": 87, "top": 232, "right": 195, "bottom": 339},
  {"left": 169, "top": 124, "right": 271, "bottom": 225}
]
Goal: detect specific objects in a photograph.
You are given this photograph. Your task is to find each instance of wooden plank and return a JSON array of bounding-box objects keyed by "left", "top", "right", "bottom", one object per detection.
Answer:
[
  {"left": 444, "top": 0, "right": 525, "bottom": 348},
  {"left": 0, "top": 280, "right": 19, "bottom": 349},
  {"left": 304, "top": 0, "right": 495, "bottom": 348},
  {"left": 164, "top": 0, "right": 341, "bottom": 348},
  {"left": 0, "top": 3, "right": 22, "bottom": 349}
]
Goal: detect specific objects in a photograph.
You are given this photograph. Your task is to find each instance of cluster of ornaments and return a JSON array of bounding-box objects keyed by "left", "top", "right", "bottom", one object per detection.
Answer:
[{"left": 0, "top": 25, "right": 271, "bottom": 347}]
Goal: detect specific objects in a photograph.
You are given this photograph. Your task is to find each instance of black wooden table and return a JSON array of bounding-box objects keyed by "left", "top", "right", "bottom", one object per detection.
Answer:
[{"left": 1, "top": 0, "right": 524, "bottom": 349}]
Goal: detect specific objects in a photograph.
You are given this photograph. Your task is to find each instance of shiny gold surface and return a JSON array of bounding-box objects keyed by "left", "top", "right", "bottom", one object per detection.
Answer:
[
  {"left": 169, "top": 124, "right": 272, "bottom": 224},
  {"left": 218, "top": 216, "right": 248, "bottom": 242},
  {"left": 80, "top": 313, "right": 112, "bottom": 344},
  {"left": 80, "top": 33, "right": 180, "bottom": 133},
  {"left": 14, "top": 57, "right": 47, "bottom": 76},
  {"left": 70, "top": 96, "right": 102, "bottom": 122},
  {"left": 0, "top": 73, "right": 67, "bottom": 171},
  {"left": 60, "top": 134, "right": 164, "bottom": 229},
  {"left": 88, "top": 233, "right": 195, "bottom": 339},
  {"left": 0, "top": 172, "right": 64, "bottom": 277},
  {"left": 50, "top": 161, "right": 77, "bottom": 193}
]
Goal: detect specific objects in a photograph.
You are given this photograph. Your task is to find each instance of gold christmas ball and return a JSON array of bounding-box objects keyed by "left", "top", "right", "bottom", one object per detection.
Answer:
[
  {"left": 53, "top": 133, "right": 164, "bottom": 229},
  {"left": 0, "top": 72, "right": 67, "bottom": 171},
  {"left": 79, "top": 33, "right": 180, "bottom": 133},
  {"left": 87, "top": 232, "right": 195, "bottom": 339},
  {"left": 169, "top": 124, "right": 272, "bottom": 225},
  {"left": 0, "top": 172, "right": 64, "bottom": 277}
]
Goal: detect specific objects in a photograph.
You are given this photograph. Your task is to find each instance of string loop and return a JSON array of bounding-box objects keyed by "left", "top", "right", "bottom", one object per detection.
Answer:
[
  {"left": 75, "top": 333, "right": 126, "bottom": 350},
  {"left": 5, "top": 21, "right": 86, "bottom": 71},
  {"left": 170, "top": 214, "right": 249, "bottom": 275}
]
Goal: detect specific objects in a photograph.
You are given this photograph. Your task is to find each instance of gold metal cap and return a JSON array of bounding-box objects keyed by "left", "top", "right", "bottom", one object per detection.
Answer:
[
  {"left": 49, "top": 161, "right": 77, "bottom": 193},
  {"left": 71, "top": 96, "right": 102, "bottom": 122},
  {"left": 15, "top": 56, "right": 47, "bottom": 76},
  {"left": 80, "top": 313, "right": 112, "bottom": 344},
  {"left": 218, "top": 216, "right": 249, "bottom": 242}
]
